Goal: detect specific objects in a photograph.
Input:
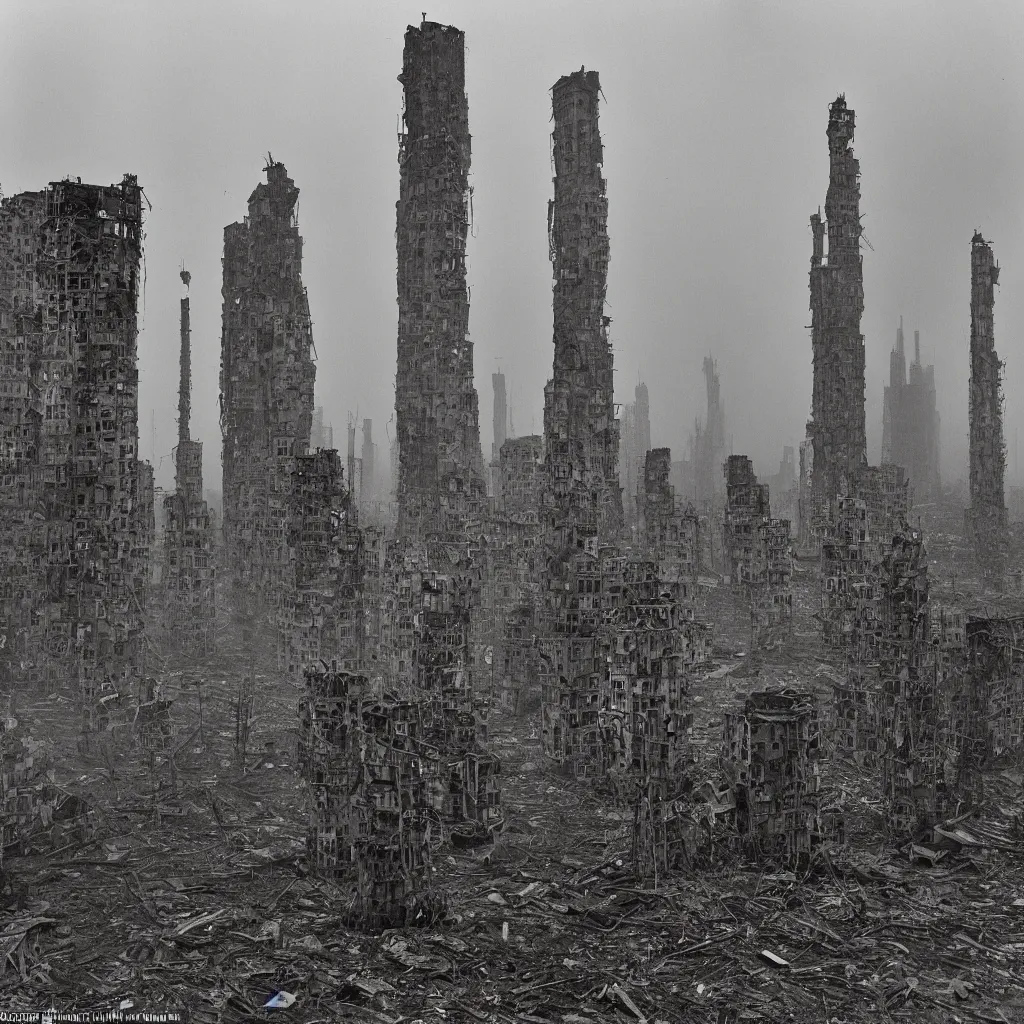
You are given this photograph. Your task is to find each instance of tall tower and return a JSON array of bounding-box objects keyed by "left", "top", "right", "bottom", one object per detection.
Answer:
[
  {"left": 882, "top": 319, "right": 941, "bottom": 504},
  {"left": 361, "top": 418, "right": 375, "bottom": 507},
  {"left": 966, "top": 232, "right": 1006, "bottom": 542},
  {"left": 395, "top": 19, "right": 485, "bottom": 543},
  {"left": 808, "top": 95, "right": 867, "bottom": 507},
  {"left": 492, "top": 371, "right": 507, "bottom": 458},
  {"left": 491, "top": 370, "right": 507, "bottom": 501},
  {"left": 164, "top": 269, "right": 215, "bottom": 656},
  {"left": 542, "top": 67, "right": 622, "bottom": 551},
  {"left": 696, "top": 356, "right": 725, "bottom": 507},
  {"left": 0, "top": 175, "right": 149, "bottom": 701},
  {"left": 220, "top": 160, "right": 316, "bottom": 605},
  {"left": 634, "top": 382, "right": 651, "bottom": 461}
]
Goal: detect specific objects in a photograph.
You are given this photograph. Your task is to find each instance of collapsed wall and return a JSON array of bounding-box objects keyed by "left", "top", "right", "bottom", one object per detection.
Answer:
[
  {"left": 220, "top": 160, "right": 316, "bottom": 612},
  {"left": 808, "top": 95, "right": 867, "bottom": 516}
]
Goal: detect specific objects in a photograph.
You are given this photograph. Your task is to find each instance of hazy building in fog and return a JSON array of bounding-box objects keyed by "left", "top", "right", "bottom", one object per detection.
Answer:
[
  {"left": 619, "top": 381, "right": 650, "bottom": 533},
  {"left": 694, "top": 355, "right": 726, "bottom": 509},
  {"left": 881, "top": 318, "right": 940, "bottom": 504}
]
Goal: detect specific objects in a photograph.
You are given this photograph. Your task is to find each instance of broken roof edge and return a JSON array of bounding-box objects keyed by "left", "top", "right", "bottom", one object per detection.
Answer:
[{"left": 552, "top": 67, "right": 601, "bottom": 97}]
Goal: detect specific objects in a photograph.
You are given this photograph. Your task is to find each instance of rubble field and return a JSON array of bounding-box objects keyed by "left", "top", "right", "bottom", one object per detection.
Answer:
[{"left": 2, "top": 570, "right": 1023, "bottom": 1024}]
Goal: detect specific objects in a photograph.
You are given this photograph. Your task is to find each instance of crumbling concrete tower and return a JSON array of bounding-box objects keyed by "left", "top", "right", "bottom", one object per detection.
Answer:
[
  {"left": 542, "top": 67, "right": 622, "bottom": 552},
  {"left": 966, "top": 232, "right": 1006, "bottom": 548},
  {"left": 395, "top": 19, "right": 486, "bottom": 544},
  {"left": 0, "top": 176, "right": 150, "bottom": 708},
  {"left": 163, "top": 270, "right": 215, "bottom": 658},
  {"left": 808, "top": 95, "right": 867, "bottom": 510},
  {"left": 723, "top": 456, "right": 793, "bottom": 648},
  {"left": 220, "top": 160, "right": 316, "bottom": 610}
]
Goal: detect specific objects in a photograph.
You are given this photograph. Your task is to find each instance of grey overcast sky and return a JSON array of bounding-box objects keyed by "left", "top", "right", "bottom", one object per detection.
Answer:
[{"left": 3, "top": 0, "right": 1022, "bottom": 493}]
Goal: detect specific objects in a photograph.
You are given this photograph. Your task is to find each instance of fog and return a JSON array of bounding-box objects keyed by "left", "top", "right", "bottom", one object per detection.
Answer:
[{"left": 3, "top": 0, "right": 1022, "bottom": 493}]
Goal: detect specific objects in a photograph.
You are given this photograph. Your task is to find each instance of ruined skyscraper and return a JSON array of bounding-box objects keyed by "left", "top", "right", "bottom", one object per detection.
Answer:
[
  {"left": 0, "top": 175, "right": 150, "bottom": 712},
  {"left": 542, "top": 67, "right": 622, "bottom": 551},
  {"left": 347, "top": 419, "right": 357, "bottom": 505},
  {"left": 220, "top": 160, "right": 316, "bottom": 608},
  {"left": 279, "top": 449, "right": 364, "bottom": 676},
  {"left": 882, "top": 319, "right": 940, "bottom": 504},
  {"left": 695, "top": 356, "right": 726, "bottom": 509},
  {"left": 394, "top": 19, "right": 485, "bottom": 543},
  {"left": 723, "top": 456, "right": 793, "bottom": 647},
  {"left": 163, "top": 270, "right": 215, "bottom": 657},
  {"left": 966, "top": 232, "right": 1006, "bottom": 547},
  {"left": 808, "top": 96, "right": 867, "bottom": 510},
  {"left": 619, "top": 381, "right": 651, "bottom": 534},
  {"left": 360, "top": 417, "right": 375, "bottom": 509}
]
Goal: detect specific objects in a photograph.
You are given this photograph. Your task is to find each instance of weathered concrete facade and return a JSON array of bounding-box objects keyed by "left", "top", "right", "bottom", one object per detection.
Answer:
[
  {"left": 540, "top": 553, "right": 700, "bottom": 780},
  {"left": 820, "top": 464, "right": 908, "bottom": 656},
  {"left": 220, "top": 161, "right": 316, "bottom": 608},
  {"left": 808, "top": 96, "right": 867, "bottom": 511},
  {"left": 541, "top": 67, "right": 622, "bottom": 554},
  {"left": 499, "top": 435, "right": 543, "bottom": 515},
  {"left": 638, "top": 448, "right": 703, "bottom": 620},
  {"left": 882, "top": 319, "right": 940, "bottom": 504},
  {"left": 966, "top": 232, "right": 1006, "bottom": 550},
  {"left": 394, "top": 20, "right": 486, "bottom": 544},
  {"left": 721, "top": 689, "right": 828, "bottom": 865},
  {"left": 723, "top": 456, "right": 793, "bottom": 647},
  {"left": 278, "top": 449, "right": 365, "bottom": 677},
  {"left": 0, "top": 177, "right": 151, "bottom": 724}
]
